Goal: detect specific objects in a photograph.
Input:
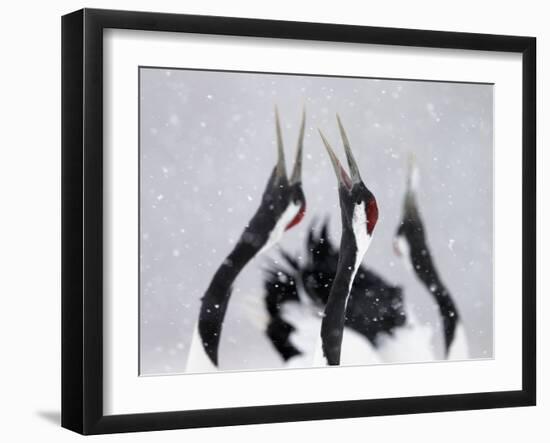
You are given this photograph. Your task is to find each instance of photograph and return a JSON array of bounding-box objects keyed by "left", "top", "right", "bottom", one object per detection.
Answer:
[
  {"left": 58, "top": 6, "right": 537, "bottom": 436},
  {"left": 138, "top": 67, "right": 494, "bottom": 375}
]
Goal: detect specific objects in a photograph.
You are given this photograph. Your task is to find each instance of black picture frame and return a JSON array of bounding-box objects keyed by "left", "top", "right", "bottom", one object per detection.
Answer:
[{"left": 61, "top": 8, "right": 536, "bottom": 435}]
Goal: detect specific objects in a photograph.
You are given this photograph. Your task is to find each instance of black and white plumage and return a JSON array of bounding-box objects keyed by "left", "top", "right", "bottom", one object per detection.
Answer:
[
  {"left": 264, "top": 222, "right": 406, "bottom": 364},
  {"left": 394, "top": 156, "right": 468, "bottom": 359},
  {"left": 189, "top": 108, "right": 307, "bottom": 369},
  {"left": 317, "top": 116, "right": 379, "bottom": 365},
  {"left": 263, "top": 158, "right": 468, "bottom": 367},
  {"left": 187, "top": 108, "right": 468, "bottom": 370}
]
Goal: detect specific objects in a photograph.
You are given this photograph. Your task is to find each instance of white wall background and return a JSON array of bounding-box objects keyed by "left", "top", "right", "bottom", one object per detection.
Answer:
[{"left": 0, "top": 0, "right": 544, "bottom": 441}]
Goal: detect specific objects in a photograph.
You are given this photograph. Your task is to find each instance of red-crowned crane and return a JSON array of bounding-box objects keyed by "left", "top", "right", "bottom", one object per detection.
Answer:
[
  {"left": 318, "top": 116, "right": 379, "bottom": 365},
  {"left": 186, "top": 108, "right": 307, "bottom": 370}
]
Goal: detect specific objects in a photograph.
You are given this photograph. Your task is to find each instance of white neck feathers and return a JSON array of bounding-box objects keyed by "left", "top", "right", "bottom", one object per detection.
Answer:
[
  {"left": 259, "top": 201, "right": 301, "bottom": 254},
  {"left": 351, "top": 201, "right": 372, "bottom": 280}
]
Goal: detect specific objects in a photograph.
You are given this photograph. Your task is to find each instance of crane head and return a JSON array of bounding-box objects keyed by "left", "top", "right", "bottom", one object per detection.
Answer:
[{"left": 319, "top": 115, "right": 378, "bottom": 244}]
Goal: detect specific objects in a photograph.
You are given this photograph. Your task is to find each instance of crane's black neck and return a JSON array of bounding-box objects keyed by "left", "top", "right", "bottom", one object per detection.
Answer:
[
  {"left": 197, "top": 169, "right": 301, "bottom": 366},
  {"left": 263, "top": 223, "right": 407, "bottom": 363},
  {"left": 398, "top": 194, "right": 460, "bottom": 355},
  {"left": 320, "top": 228, "right": 358, "bottom": 365},
  {"left": 197, "top": 235, "right": 263, "bottom": 366},
  {"left": 411, "top": 251, "right": 459, "bottom": 355}
]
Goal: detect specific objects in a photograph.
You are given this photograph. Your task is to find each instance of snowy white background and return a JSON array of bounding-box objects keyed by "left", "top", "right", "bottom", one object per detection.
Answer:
[{"left": 139, "top": 68, "right": 493, "bottom": 375}]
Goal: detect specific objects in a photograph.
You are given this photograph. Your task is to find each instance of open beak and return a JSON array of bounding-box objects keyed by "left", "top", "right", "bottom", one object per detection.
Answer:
[
  {"left": 274, "top": 106, "right": 288, "bottom": 179},
  {"left": 319, "top": 129, "right": 352, "bottom": 190},
  {"left": 336, "top": 115, "right": 362, "bottom": 185},
  {"left": 290, "top": 107, "right": 306, "bottom": 185},
  {"left": 275, "top": 106, "right": 307, "bottom": 183},
  {"left": 319, "top": 116, "right": 362, "bottom": 191},
  {"left": 406, "top": 152, "right": 419, "bottom": 193}
]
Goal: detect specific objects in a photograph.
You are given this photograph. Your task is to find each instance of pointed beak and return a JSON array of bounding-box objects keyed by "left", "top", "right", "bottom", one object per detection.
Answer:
[
  {"left": 274, "top": 106, "right": 287, "bottom": 179},
  {"left": 318, "top": 129, "right": 352, "bottom": 190},
  {"left": 336, "top": 114, "right": 362, "bottom": 185},
  {"left": 406, "top": 152, "right": 419, "bottom": 193},
  {"left": 290, "top": 108, "right": 306, "bottom": 185}
]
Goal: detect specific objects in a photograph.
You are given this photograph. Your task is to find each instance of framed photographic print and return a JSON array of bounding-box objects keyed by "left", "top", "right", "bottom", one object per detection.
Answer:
[{"left": 61, "top": 8, "right": 536, "bottom": 434}]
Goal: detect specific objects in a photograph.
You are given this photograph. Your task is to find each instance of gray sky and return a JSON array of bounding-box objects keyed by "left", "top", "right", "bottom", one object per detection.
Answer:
[{"left": 139, "top": 67, "right": 493, "bottom": 375}]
